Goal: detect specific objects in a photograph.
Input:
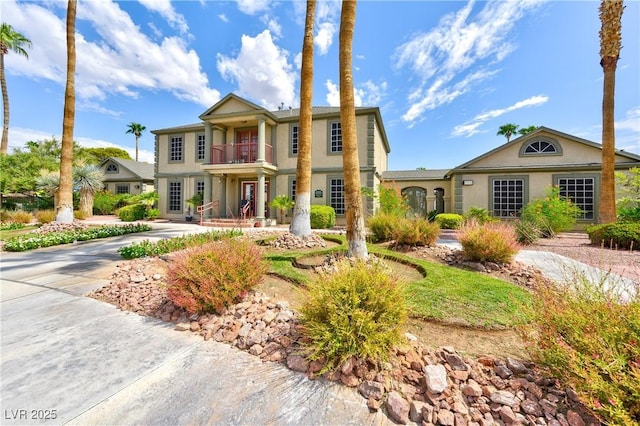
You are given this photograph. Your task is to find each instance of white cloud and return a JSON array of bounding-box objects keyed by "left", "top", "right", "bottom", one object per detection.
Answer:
[
  {"left": 218, "top": 14, "right": 229, "bottom": 23},
  {"left": 616, "top": 107, "right": 640, "bottom": 133},
  {"left": 394, "top": 0, "right": 546, "bottom": 125},
  {"left": 314, "top": 1, "right": 341, "bottom": 55},
  {"left": 216, "top": 30, "right": 297, "bottom": 109},
  {"left": 262, "top": 16, "right": 282, "bottom": 39},
  {"left": 137, "top": 0, "right": 189, "bottom": 34},
  {"left": 2, "top": 0, "right": 219, "bottom": 109},
  {"left": 325, "top": 80, "right": 387, "bottom": 107},
  {"left": 236, "top": 0, "right": 271, "bottom": 15},
  {"left": 450, "top": 95, "right": 549, "bottom": 138}
]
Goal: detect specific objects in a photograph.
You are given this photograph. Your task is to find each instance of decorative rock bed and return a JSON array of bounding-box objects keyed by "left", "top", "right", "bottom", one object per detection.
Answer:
[{"left": 89, "top": 254, "right": 599, "bottom": 426}]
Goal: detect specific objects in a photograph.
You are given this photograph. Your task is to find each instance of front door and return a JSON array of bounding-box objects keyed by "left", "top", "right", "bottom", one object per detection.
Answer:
[
  {"left": 237, "top": 130, "right": 258, "bottom": 162},
  {"left": 241, "top": 181, "right": 270, "bottom": 217}
]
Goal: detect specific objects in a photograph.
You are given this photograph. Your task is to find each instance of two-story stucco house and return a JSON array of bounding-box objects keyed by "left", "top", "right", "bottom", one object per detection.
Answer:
[
  {"left": 382, "top": 127, "right": 640, "bottom": 225},
  {"left": 151, "top": 93, "right": 390, "bottom": 225}
]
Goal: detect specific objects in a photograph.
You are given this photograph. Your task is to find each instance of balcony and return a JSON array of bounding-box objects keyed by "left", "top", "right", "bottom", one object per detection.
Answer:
[{"left": 210, "top": 143, "right": 273, "bottom": 165}]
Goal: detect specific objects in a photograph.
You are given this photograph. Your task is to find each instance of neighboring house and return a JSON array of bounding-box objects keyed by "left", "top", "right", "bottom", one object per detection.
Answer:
[
  {"left": 99, "top": 157, "right": 155, "bottom": 195},
  {"left": 383, "top": 127, "right": 640, "bottom": 225},
  {"left": 151, "top": 93, "right": 390, "bottom": 224}
]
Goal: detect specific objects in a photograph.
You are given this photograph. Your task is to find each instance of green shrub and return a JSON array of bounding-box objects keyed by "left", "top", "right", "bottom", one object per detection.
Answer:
[
  {"left": 145, "top": 208, "right": 160, "bottom": 220},
  {"left": 166, "top": 238, "right": 266, "bottom": 314},
  {"left": 117, "top": 229, "right": 242, "bottom": 259},
  {"left": 366, "top": 213, "right": 400, "bottom": 242},
  {"left": 310, "top": 205, "right": 336, "bottom": 229},
  {"left": 521, "top": 186, "right": 582, "bottom": 237},
  {"left": 378, "top": 185, "right": 409, "bottom": 217},
  {"left": 463, "top": 206, "right": 498, "bottom": 225},
  {"left": 117, "top": 204, "right": 147, "bottom": 222},
  {"left": 392, "top": 217, "right": 440, "bottom": 247},
  {"left": 35, "top": 210, "right": 56, "bottom": 224},
  {"left": 458, "top": 221, "right": 520, "bottom": 263},
  {"left": 10, "top": 210, "right": 33, "bottom": 224},
  {"left": 518, "top": 279, "right": 640, "bottom": 425},
  {"left": 586, "top": 222, "right": 640, "bottom": 250},
  {"left": 3, "top": 224, "right": 151, "bottom": 251},
  {"left": 434, "top": 213, "right": 463, "bottom": 229},
  {"left": 514, "top": 219, "right": 543, "bottom": 245},
  {"left": 618, "top": 206, "right": 640, "bottom": 223},
  {"left": 300, "top": 259, "right": 407, "bottom": 372},
  {"left": 93, "top": 191, "right": 130, "bottom": 215}
]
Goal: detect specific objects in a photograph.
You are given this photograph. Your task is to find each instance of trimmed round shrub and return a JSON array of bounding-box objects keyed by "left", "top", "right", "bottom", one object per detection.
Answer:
[
  {"left": 392, "top": 217, "right": 440, "bottom": 247},
  {"left": 300, "top": 259, "right": 407, "bottom": 372},
  {"left": 310, "top": 205, "right": 336, "bottom": 229},
  {"left": 459, "top": 221, "right": 521, "bottom": 263},
  {"left": 167, "top": 238, "right": 266, "bottom": 314},
  {"left": 366, "top": 212, "right": 400, "bottom": 242},
  {"left": 117, "top": 204, "right": 146, "bottom": 222},
  {"left": 586, "top": 222, "right": 640, "bottom": 250},
  {"left": 434, "top": 213, "right": 463, "bottom": 229}
]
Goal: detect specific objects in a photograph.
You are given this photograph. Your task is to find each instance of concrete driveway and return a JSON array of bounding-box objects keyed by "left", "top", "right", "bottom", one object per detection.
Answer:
[{"left": 0, "top": 223, "right": 390, "bottom": 425}]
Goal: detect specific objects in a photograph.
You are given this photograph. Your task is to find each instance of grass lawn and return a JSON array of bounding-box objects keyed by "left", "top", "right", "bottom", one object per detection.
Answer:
[
  {"left": 0, "top": 225, "right": 39, "bottom": 240},
  {"left": 262, "top": 234, "right": 532, "bottom": 330}
]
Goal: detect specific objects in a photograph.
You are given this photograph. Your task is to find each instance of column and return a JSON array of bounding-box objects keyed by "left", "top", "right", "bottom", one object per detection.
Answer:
[
  {"left": 203, "top": 174, "right": 212, "bottom": 219},
  {"left": 220, "top": 176, "right": 227, "bottom": 218},
  {"left": 257, "top": 117, "right": 266, "bottom": 163},
  {"left": 256, "top": 171, "right": 265, "bottom": 226},
  {"left": 204, "top": 122, "right": 212, "bottom": 163}
]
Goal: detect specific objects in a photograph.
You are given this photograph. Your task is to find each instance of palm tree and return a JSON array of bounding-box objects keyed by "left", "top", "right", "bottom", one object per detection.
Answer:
[
  {"left": 598, "top": 0, "right": 624, "bottom": 224},
  {"left": 126, "top": 122, "right": 146, "bottom": 162},
  {"left": 56, "top": 0, "right": 77, "bottom": 223},
  {"left": 518, "top": 125, "right": 539, "bottom": 136},
  {"left": 1, "top": 23, "right": 32, "bottom": 154},
  {"left": 74, "top": 162, "right": 104, "bottom": 217},
  {"left": 497, "top": 123, "right": 519, "bottom": 143},
  {"left": 290, "top": 0, "right": 316, "bottom": 237},
  {"left": 35, "top": 170, "right": 60, "bottom": 208},
  {"left": 339, "top": 0, "right": 368, "bottom": 259}
]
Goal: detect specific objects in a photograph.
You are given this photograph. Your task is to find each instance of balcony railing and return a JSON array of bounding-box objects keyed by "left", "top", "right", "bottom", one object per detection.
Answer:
[{"left": 210, "top": 143, "right": 273, "bottom": 165}]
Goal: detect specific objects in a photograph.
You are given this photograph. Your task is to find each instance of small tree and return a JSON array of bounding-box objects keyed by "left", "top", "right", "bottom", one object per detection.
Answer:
[
  {"left": 269, "top": 195, "right": 295, "bottom": 224},
  {"left": 497, "top": 123, "right": 519, "bottom": 143}
]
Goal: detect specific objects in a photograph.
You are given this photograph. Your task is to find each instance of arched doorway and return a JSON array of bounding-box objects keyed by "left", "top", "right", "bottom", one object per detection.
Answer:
[
  {"left": 433, "top": 188, "right": 445, "bottom": 214},
  {"left": 401, "top": 187, "right": 427, "bottom": 217}
]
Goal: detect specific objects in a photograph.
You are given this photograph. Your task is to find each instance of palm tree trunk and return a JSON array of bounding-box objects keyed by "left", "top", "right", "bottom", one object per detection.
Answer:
[
  {"left": 290, "top": 0, "right": 316, "bottom": 237},
  {"left": 599, "top": 57, "right": 617, "bottom": 223},
  {"left": 56, "top": 0, "right": 77, "bottom": 223},
  {"left": 339, "top": 0, "right": 368, "bottom": 259},
  {"left": 135, "top": 135, "right": 139, "bottom": 162},
  {"left": 1, "top": 53, "right": 9, "bottom": 154}
]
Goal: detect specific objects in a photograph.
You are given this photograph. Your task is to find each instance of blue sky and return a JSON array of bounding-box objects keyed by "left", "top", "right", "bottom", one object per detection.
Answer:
[{"left": 3, "top": 0, "right": 639, "bottom": 170}]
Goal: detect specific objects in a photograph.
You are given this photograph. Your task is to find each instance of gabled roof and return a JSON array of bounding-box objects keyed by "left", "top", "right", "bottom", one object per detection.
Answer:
[
  {"left": 451, "top": 126, "right": 640, "bottom": 172},
  {"left": 199, "top": 93, "right": 278, "bottom": 121},
  {"left": 382, "top": 169, "right": 451, "bottom": 181},
  {"left": 100, "top": 157, "right": 155, "bottom": 180}
]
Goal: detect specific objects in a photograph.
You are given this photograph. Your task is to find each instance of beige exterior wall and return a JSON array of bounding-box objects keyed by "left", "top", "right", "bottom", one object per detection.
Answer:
[{"left": 380, "top": 179, "right": 453, "bottom": 214}]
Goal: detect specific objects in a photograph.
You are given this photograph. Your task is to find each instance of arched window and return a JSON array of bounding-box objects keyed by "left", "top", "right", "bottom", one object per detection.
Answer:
[
  {"left": 401, "top": 187, "right": 427, "bottom": 217},
  {"left": 106, "top": 163, "right": 118, "bottom": 173},
  {"left": 519, "top": 138, "right": 562, "bottom": 156}
]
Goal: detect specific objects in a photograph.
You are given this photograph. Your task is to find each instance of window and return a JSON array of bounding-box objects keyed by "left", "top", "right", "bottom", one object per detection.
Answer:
[
  {"left": 491, "top": 177, "right": 525, "bottom": 217},
  {"left": 520, "top": 138, "right": 562, "bottom": 156},
  {"left": 169, "top": 135, "right": 183, "bottom": 162},
  {"left": 115, "top": 184, "right": 129, "bottom": 194},
  {"left": 290, "top": 124, "right": 299, "bottom": 155},
  {"left": 196, "top": 133, "right": 206, "bottom": 161},
  {"left": 289, "top": 178, "right": 297, "bottom": 201},
  {"left": 195, "top": 180, "right": 205, "bottom": 196},
  {"left": 402, "top": 187, "right": 427, "bottom": 217},
  {"left": 329, "top": 121, "right": 342, "bottom": 153},
  {"left": 106, "top": 163, "right": 118, "bottom": 173},
  {"left": 329, "top": 177, "right": 345, "bottom": 215},
  {"left": 168, "top": 181, "right": 182, "bottom": 212},
  {"left": 557, "top": 177, "right": 595, "bottom": 220}
]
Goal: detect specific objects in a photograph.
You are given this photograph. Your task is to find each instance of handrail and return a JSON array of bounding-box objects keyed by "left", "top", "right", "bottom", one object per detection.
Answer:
[
  {"left": 241, "top": 201, "right": 251, "bottom": 219},
  {"left": 197, "top": 200, "right": 219, "bottom": 225}
]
